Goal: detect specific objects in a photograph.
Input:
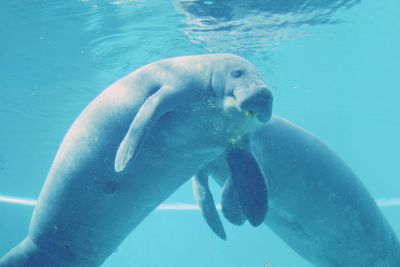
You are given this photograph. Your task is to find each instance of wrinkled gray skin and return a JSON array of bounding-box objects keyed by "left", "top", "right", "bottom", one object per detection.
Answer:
[
  {"left": 0, "top": 54, "right": 272, "bottom": 267},
  {"left": 197, "top": 116, "right": 400, "bottom": 267}
]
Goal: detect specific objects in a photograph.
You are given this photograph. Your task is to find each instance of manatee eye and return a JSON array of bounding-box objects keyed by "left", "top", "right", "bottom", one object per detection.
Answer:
[{"left": 231, "top": 69, "right": 244, "bottom": 78}]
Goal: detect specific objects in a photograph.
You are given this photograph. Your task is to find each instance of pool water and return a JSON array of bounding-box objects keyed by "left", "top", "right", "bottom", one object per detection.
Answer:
[{"left": 0, "top": 0, "right": 399, "bottom": 266}]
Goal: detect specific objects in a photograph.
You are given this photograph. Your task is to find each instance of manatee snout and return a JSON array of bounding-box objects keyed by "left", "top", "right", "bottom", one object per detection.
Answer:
[{"left": 236, "top": 87, "right": 273, "bottom": 123}]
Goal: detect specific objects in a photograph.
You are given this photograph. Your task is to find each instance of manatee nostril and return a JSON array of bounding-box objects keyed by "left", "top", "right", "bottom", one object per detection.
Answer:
[{"left": 103, "top": 181, "right": 120, "bottom": 195}]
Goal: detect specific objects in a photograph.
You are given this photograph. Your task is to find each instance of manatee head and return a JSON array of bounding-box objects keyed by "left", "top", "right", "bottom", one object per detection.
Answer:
[{"left": 211, "top": 54, "right": 273, "bottom": 125}]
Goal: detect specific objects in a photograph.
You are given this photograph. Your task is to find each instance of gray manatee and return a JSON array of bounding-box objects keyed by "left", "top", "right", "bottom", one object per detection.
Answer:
[
  {"left": 0, "top": 54, "right": 272, "bottom": 267},
  {"left": 194, "top": 115, "right": 400, "bottom": 266}
]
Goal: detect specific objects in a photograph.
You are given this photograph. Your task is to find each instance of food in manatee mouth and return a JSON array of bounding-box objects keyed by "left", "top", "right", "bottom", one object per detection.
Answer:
[{"left": 244, "top": 110, "right": 254, "bottom": 117}]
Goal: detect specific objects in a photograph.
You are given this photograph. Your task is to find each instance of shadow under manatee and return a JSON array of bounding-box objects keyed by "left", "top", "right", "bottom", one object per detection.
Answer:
[{"left": 174, "top": 0, "right": 361, "bottom": 53}]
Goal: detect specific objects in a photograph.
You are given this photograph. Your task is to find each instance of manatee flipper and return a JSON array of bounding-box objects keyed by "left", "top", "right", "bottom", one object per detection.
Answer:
[
  {"left": 192, "top": 169, "right": 227, "bottom": 240},
  {"left": 226, "top": 147, "right": 268, "bottom": 226},
  {"left": 221, "top": 177, "right": 246, "bottom": 226},
  {"left": 115, "top": 86, "right": 181, "bottom": 172}
]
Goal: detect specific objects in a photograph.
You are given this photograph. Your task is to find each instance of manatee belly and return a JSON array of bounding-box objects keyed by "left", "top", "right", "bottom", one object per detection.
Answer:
[{"left": 27, "top": 107, "right": 223, "bottom": 266}]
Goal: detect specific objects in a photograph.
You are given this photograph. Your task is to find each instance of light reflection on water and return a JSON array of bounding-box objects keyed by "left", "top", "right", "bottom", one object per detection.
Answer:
[{"left": 174, "top": 0, "right": 361, "bottom": 53}]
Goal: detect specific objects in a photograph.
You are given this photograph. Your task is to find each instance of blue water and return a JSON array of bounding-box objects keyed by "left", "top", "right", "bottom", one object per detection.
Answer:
[{"left": 0, "top": 0, "right": 399, "bottom": 266}]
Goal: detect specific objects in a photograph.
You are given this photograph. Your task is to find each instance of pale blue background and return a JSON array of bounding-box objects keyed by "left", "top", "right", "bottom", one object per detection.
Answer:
[{"left": 0, "top": 0, "right": 399, "bottom": 266}]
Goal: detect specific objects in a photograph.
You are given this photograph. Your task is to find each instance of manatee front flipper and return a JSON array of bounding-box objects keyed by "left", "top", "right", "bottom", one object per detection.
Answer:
[
  {"left": 221, "top": 177, "right": 246, "bottom": 226},
  {"left": 115, "top": 85, "right": 182, "bottom": 172},
  {"left": 225, "top": 147, "right": 268, "bottom": 226},
  {"left": 192, "top": 169, "right": 227, "bottom": 240}
]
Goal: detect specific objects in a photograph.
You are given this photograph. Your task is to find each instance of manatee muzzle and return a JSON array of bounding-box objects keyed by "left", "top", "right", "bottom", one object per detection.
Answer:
[{"left": 236, "top": 87, "right": 273, "bottom": 123}]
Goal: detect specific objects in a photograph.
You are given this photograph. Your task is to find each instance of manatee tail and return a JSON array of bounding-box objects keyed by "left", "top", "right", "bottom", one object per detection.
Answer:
[{"left": 0, "top": 237, "right": 57, "bottom": 267}]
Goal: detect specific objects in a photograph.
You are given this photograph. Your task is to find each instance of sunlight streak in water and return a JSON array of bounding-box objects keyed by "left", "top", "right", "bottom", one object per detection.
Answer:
[
  {"left": 0, "top": 195, "right": 37, "bottom": 206},
  {"left": 0, "top": 194, "right": 399, "bottom": 209},
  {"left": 376, "top": 198, "right": 400, "bottom": 207}
]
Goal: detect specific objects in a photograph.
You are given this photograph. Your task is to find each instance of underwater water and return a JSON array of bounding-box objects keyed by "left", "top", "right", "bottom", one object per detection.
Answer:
[{"left": 0, "top": 0, "right": 399, "bottom": 266}]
